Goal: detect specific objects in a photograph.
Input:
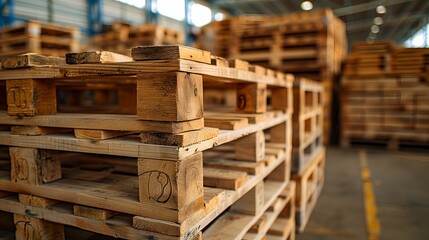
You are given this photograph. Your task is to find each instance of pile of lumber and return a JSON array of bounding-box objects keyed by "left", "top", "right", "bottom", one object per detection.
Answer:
[
  {"left": 341, "top": 42, "right": 429, "bottom": 149},
  {"left": 197, "top": 8, "right": 347, "bottom": 144},
  {"left": 292, "top": 78, "right": 325, "bottom": 232},
  {"left": 89, "top": 22, "right": 185, "bottom": 55},
  {"left": 0, "top": 45, "right": 297, "bottom": 239},
  {"left": 0, "top": 20, "right": 80, "bottom": 57}
]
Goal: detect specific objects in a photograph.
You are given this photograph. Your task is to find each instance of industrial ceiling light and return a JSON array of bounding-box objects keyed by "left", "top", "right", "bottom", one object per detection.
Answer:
[
  {"left": 371, "top": 25, "right": 380, "bottom": 33},
  {"left": 301, "top": 1, "right": 313, "bottom": 11},
  {"left": 376, "top": 5, "right": 386, "bottom": 14},
  {"left": 374, "top": 17, "right": 383, "bottom": 25}
]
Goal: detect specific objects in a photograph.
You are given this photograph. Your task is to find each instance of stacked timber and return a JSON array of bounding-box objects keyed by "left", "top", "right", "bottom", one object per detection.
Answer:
[
  {"left": 291, "top": 78, "right": 325, "bottom": 232},
  {"left": 0, "top": 45, "right": 296, "bottom": 239},
  {"left": 90, "top": 22, "right": 185, "bottom": 55},
  {"left": 197, "top": 8, "right": 347, "bottom": 144},
  {"left": 341, "top": 42, "right": 429, "bottom": 149},
  {"left": 0, "top": 20, "right": 80, "bottom": 57}
]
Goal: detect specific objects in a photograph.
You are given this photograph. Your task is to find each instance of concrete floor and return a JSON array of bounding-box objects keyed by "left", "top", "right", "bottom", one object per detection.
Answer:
[{"left": 297, "top": 147, "right": 429, "bottom": 240}]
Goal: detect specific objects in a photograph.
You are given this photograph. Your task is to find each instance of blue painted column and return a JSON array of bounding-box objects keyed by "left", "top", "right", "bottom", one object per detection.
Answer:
[
  {"left": 0, "top": 0, "right": 15, "bottom": 27},
  {"left": 88, "top": 0, "right": 103, "bottom": 36}
]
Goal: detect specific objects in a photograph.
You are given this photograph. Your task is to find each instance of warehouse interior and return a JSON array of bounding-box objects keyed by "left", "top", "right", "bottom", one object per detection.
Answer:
[{"left": 0, "top": 0, "right": 428, "bottom": 239}]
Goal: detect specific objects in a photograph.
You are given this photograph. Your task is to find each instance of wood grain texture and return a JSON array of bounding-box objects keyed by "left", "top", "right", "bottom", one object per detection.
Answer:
[
  {"left": 205, "top": 117, "right": 248, "bottom": 130},
  {"left": 138, "top": 152, "right": 204, "bottom": 216},
  {"left": 6, "top": 79, "right": 56, "bottom": 116},
  {"left": 0, "top": 54, "right": 65, "bottom": 69},
  {"left": 0, "top": 59, "right": 288, "bottom": 87},
  {"left": 18, "top": 194, "right": 59, "bottom": 208},
  {"left": 66, "top": 51, "right": 132, "bottom": 64},
  {"left": 0, "top": 112, "right": 204, "bottom": 133},
  {"left": 74, "top": 129, "right": 137, "bottom": 140},
  {"left": 132, "top": 45, "right": 211, "bottom": 64},
  {"left": 14, "top": 214, "right": 65, "bottom": 240},
  {"left": 11, "top": 126, "right": 70, "bottom": 136},
  {"left": 236, "top": 83, "right": 267, "bottom": 113},
  {"left": 73, "top": 205, "right": 116, "bottom": 221},
  {"left": 203, "top": 168, "right": 247, "bottom": 190},
  {"left": 231, "top": 181, "right": 264, "bottom": 215},
  {"left": 10, "top": 147, "right": 61, "bottom": 185},
  {"left": 137, "top": 72, "right": 203, "bottom": 121},
  {"left": 140, "top": 128, "right": 218, "bottom": 147},
  {"left": 235, "top": 130, "right": 265, "bottom": 162}
]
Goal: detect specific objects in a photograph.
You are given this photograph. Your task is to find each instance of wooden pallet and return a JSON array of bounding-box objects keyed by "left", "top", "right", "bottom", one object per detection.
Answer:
[
  {"left": 292, "top": 78, "right": 324, "bottom": 174},
  {"left": 341, "top": 75, "right": 429, "bottom": 149},
  {"left": 0, "top": 45, "right": 293, "bottom": 239},
  {"left": 0, "top": 21, "right": 80, "bottom": 57},
  {"left": 292, "top": 147, "right": 325, "bottom": 233},
  {"left": 91, "top": 23, "right": 184, "bottom": 55},
  {"left": 197, "top": 8, "right": 346, "bottom": 146}
]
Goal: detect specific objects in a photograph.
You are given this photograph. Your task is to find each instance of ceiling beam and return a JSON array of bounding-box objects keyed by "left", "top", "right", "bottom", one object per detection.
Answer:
[
  {"left": 334, "top": 0, "right": 414, "bottom": 17},
  {"left": 384, "top": 0, "right": 422, "bottom": 40}
]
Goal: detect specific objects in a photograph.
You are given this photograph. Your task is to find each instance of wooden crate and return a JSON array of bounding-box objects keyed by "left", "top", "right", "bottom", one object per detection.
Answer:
[
  {"left": 292, "top": 147, "right": 325, "bottom": 233},
  {"left": 292, "top": 78, "right": 324, "bottom": 174},
  {"left": 0, "top": 45, "right": 293, "bottom": 239},
  {"left": 0, "top": 21, "right": 80, "bottom": 57}
]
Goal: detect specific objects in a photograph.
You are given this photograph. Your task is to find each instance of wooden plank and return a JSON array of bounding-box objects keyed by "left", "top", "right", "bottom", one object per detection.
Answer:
[
  {"left": 132, "top": 208, "right": 205, "bottom": 237},
  {"left": 0, "top": 197, "right": 179, "bottom": 239},
  {"left": 0, "top": 112, "right": 204, "bottom": 133},
  {"left": 66, "top": 51, "right": 132, "bottom": 64},
  {"left": 140, "top": 128, "right": 218, "bottom": 147},
  {"left": 204, "top": 111, "right": 274, "bottom": 124},
  {"left": 74, "top": 129, "right": 137, "bottom": 140},
  {"left": 205, "top": 117, "right": 248, "bottom": 130},
  {"left": 203, "top": 181, "right": 286, "bottom": 239},
  {"left": 204, "top": 187, "right": 225, "bottom": 214},
  {"left": 73, "top": 205, "right": 116, "bottom": 221},
  {"left": 229, "top": 59, "right": 250, "bottom": 71},
  {"left": 6, "top": 79, "right": 56, "bottom": 116},
  {"left": 0, "top": 113, "right": 289, "bottom": 160},
  {"left": 137, "top": 72, "right": 203, "bottom": 121},
  {"left": 11, "top": 126, "right": 70, "bottom": 135},
  {"left": 248, "top": 214, "right": 267, "bottom": 234},
  {"left": 204, "top": 158, "right": 264, "bottom": 175},
  {"left": 0, "top": 53, "right": 65, "bottom": 69},
  {"left": 132, "top": 45, "right": 211, "bottom": 64},
  {"left": 18, "top": 194, "right": 59, "bottom": 208},
  {"left": 203, "top": 168, "right": 247, "bottom": 190},
  {"left": 0, "top": 59, "right": 288, "bottom": 87}
]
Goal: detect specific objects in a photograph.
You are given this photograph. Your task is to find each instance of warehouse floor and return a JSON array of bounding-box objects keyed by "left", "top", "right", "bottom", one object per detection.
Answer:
[{"left": 298, "top": 147, "right": 429, "bottom": 240}]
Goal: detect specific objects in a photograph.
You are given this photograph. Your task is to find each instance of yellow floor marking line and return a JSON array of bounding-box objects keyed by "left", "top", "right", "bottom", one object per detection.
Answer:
[{"left": 359, "top": 150, "right": 381, "bottom": 240}]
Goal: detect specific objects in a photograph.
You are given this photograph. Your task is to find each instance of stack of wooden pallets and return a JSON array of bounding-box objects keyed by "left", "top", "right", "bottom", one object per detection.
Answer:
[
  {"left": 0, "top": 45, "right": 297, "bottom": 239},
  {"left": 90, "top": 22, "right": 185, "bottom": 55},
  {"left": 344, "top": 41, "right": 395, "bottom": 77},
  {"left": 291, "top": 78, "right": 325, "bottom": 232},
  {"left": 342, "top": 42, "right": 429, "bottom": 149},
  {"left": 0, "top": 21, "right": 80, "bottom": 57},
  {"left": 197, "top": 8, "right": 347, "bottom": 144}
]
